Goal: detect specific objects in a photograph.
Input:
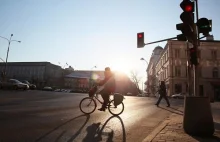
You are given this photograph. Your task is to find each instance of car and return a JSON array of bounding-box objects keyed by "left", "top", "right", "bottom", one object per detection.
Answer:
[
  {"left": 42, "top": 86, "right": 53, "bottom": 91},
  {"left": 171, "top": 93, "right": 184, "bottom": 99},
  {"left": 22, "top": 80, "right": 36, "bottom": 90},
  {"left": 0, "top": 79, "right": 29, "bottom": 90}
]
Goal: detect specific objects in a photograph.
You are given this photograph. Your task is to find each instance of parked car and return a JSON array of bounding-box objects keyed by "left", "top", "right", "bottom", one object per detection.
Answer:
[
  {"left": 22, "top": 80, "right": 36, "bottom": 90},
  {"left": 171, "top": 93, "right": 184, "bottom": 99},
  {"left": 42, "top": 86, "right": 53, "bottom": 91},
  {"left": 0, "top": 79, "right": 29, "bottom": 90}
]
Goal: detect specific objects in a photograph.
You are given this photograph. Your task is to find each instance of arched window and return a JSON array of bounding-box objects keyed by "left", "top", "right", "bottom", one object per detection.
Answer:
[{"left": 213, "top": 67, "right": 218, "bottom": 78}]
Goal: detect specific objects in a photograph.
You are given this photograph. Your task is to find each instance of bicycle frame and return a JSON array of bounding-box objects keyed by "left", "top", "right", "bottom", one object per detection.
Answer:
[{"left": 91, "top": 93, "right": 114, "bottom": 105}]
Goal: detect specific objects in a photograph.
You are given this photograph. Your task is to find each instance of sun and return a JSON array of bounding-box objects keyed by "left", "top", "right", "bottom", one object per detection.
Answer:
[{"left": 109, "top": 58, "right": 133, "bottom": 76}]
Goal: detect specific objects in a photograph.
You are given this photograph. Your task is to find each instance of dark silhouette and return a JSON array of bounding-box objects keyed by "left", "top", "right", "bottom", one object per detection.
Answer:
[
  {"left": 158, "top": 106, "right": 183, "bottom": 115},
  {"left": 97, "top": 67, "right": 116, "bottom": 111},
  {"left": 83, "top": 116, "right": 126, "bottom": 142},
  {"left": 155, "top": 81, "right": 170, "bottom": 107},
  {"left": 35, "top": 114, "right": 90, "bottom": 142}
]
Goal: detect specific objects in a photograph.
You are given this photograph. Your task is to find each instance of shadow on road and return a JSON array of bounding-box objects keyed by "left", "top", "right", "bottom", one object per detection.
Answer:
[
  {"left": 192, "top": 135, "right": 220, "bottom": 142},
  {"left": 35, "top": 114, "right": 90, "bottom": 142},
  {"left": 82, "top": 115, "right": 126, "bottom": 142},
  {"left": 158, "top": 106, "right": 183, "bottom": 115},
  {"left": 169, "top": 107, "right": 184, "bottom": 113}
]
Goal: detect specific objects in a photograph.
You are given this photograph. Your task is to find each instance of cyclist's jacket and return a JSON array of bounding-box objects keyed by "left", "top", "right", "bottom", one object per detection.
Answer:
[{"left": 98, "top": 73, "right": 116, "bottom": 93}]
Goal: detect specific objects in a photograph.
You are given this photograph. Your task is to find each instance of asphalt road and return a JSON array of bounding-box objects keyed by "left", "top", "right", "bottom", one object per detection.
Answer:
[{"left": 0, "top": 90, "right": 184, "bottom": 142}]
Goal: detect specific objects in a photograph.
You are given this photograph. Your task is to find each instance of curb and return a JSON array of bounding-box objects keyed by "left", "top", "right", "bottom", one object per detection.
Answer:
[{"left": 142, "top": 119, "right": 169, "bottom": 142}]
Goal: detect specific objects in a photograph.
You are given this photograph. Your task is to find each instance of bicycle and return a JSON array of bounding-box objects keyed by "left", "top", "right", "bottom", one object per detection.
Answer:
[{"left": 79, "top": 90, "right": 125, "bottom": 116}]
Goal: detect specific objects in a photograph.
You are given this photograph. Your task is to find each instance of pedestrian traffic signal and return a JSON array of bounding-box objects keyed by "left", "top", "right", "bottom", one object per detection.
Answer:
[
  {"left": 197, "top": 18, "right": 212, "bottom": 36},
  {"left": 176, "top": 0, "right": 195, "bottom": 43},
  {"left": 189, "top": 47, "right": 198, "bottom": 65},
  {"left": 137, "top": 32, "right": 145, "bottom": 48}
]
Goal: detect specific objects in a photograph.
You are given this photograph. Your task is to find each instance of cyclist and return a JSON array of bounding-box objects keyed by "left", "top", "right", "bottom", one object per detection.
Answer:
[{"left": 97, "top": 67, "right": 116, "bottom": 111}]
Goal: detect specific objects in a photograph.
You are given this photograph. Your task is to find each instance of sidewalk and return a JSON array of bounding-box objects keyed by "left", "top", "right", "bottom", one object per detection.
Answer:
[{"left": 143, "top": 104, "right": 220, "bottom": 142}]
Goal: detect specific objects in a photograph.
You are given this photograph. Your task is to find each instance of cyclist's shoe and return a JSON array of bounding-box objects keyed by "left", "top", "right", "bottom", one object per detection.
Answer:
[{"left": 98, "top": 107, "right": 105, "bottom": 111}]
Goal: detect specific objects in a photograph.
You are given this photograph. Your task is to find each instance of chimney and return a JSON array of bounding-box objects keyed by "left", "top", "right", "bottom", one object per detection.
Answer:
[{"left": 206, "top": 35, "right": 214, "bottom": 41}]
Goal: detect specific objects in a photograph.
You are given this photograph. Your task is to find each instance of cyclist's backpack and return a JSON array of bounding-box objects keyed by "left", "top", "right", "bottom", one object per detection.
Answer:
[
  {"left": 114, "top": 93, "right": 124, "bottom": 106},
  {"left": 89, "top": 86, "right": 97, "bottom": 97}
]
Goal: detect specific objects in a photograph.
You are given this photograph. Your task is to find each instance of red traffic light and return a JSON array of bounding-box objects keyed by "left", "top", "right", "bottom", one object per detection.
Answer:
[
  {"left": 180, "top": 0, "right": 194, "bottom": 12},
  {"left": 137, "top": 32, "right": 144, "bottom": 48},
  {"left": 138, "top": 33, "right": 143, "bottom": 38},
  {"left": 185, "top": 5, "right": 193, "bottom": 12}
]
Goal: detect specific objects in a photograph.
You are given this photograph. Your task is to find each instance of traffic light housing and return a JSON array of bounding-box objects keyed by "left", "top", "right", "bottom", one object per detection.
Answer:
[
  {"left": 176, "top": 0, "right": 195, "bottom": 43},
  {"left": 197, "top": 18, "right": 212, "bottom": 36},
  {"left": 189, "top": 47, "right": 198, "bottom": 65},
  {"left": 137, "top": 32, "right": 145, "bottom": 48}
]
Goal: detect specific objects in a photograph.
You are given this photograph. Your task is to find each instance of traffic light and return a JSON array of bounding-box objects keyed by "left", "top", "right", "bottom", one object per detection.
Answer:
[
  {"left": 137, "top": 32, "right": 145, "bottom": 48},
  {"left": 189, "top": 47, "right": 198, "bottom": 65},
  {"left": 176, "top": 0, "right": 195, "bottom": 43},
  {"left": 197, "top": 18, "right": 212, "bottom": 36}
]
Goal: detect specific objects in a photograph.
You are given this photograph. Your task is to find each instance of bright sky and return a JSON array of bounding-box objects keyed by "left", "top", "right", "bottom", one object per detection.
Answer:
[{"left": 0, "top": 0, "right": 220, "bottom": 85}]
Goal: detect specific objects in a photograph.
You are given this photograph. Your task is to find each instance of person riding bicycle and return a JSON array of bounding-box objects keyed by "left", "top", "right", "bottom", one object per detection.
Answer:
[{"left": 97, "top": 67, "right": 116, "bottom": 111}]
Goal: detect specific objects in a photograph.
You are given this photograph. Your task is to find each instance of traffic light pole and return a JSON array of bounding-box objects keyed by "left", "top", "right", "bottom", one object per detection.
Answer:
[
  {"left": 193, "top": 0, "right": 199, "bottom": 97},
  {"left": 144, "top": 37, "right": 177, "bottom": 45},
  {"left": 186, "top": 42, "right": 192, "bottom": 96},
  {"left": 195, "top": 0, "right": 200, "bottom": 46}
]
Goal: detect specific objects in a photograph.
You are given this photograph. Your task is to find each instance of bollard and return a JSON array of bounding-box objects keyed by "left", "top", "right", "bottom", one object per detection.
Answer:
[{"left": 183, "top": 96, "right": 214, "bottom": 136}]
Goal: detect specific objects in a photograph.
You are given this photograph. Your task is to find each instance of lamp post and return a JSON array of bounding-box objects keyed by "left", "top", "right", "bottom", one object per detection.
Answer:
[
  {"left": 140, "top": 57, "right": 149, "bottom": 67},
  {"left": 140, "top": 58, "right": 149, "bottom": 94},
  {"left": 0, "top": 34, "right": 21, "bottom": 80},
  {"left": 0, "top": 57, "right": 5, "bottom": 62}
]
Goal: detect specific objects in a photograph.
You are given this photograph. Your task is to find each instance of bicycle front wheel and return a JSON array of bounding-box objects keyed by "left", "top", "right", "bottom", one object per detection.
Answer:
[
  {"left": 108, "top": 100, "right": 124, "bottom": 116},
  {"left": 79, "top": 97, "right": 97, "bottom": 114}
]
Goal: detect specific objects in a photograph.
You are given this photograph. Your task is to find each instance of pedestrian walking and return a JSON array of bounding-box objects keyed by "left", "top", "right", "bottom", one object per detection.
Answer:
[{"left": 155, "top": 81, "right": 170, "bottom": 107}]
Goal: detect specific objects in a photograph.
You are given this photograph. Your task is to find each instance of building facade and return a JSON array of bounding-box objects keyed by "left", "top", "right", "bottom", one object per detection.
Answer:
[
  {"left": 0, "top": 62, "right": 63, "bottom": 88},
  {"left": 146, "top": 46, "right": 163, "bottom": 96},
  {"left": 154, "top": 39, "right": 220, "bottom": 101}
]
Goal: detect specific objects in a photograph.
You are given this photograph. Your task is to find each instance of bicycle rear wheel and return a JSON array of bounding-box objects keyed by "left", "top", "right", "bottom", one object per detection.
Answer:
[
  {"left": 79, "top": 97, "right": 97, "bottom": 114},
  {"left": 108, "top": 100, "right": 124, "bottom": 116}
]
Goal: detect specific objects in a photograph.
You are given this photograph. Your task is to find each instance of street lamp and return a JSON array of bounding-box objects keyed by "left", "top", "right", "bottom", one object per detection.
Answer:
[
  {"left": 140, "top": 58, "right": 149, "bottom": 67},
  {"left": 0, "top": 57, "right": 5, "bottom": 62},
  {"left": 0, "top": 34, "right": 21, "bottom": 80}
]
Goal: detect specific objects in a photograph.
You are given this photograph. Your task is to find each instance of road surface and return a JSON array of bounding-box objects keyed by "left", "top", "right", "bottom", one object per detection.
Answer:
[{"left": 0, "top": 90, "right": 184, "bottom": 142}]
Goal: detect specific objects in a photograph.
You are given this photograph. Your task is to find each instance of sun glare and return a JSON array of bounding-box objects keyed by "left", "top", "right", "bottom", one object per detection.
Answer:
[{"left": 110, "top": 58, "right": 133, "bottom": 76}]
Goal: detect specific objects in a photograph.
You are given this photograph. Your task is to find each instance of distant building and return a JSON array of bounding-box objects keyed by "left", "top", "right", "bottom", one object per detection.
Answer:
[
  {"left": 0, "top": 62, "right": 63, "bottom": 88},
  {"left": 146, "top": 46, "right": 163, "bottom": 96},
  {"left": 64, "top": 70, "right": 138, "bottom": 95},
  {"left": 153, "top": 39, "right": 220, "bottom": 101}
]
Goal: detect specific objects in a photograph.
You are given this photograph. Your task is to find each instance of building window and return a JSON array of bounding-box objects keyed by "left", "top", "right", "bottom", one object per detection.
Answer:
[
  {"left": 175, "top": 84, "right": 182, "bottom": 94},
  {"left": 213, "top": 67, "right": 218, "bottom": 78},
  {"left": 211, "top": 50, "right": 217, "bottom": 59},
  {"left": 174, "top": 49, "right": 180, "bottom": 58},
  {"left": 175, "top": 66, "right": 181, "bottom": 77}
]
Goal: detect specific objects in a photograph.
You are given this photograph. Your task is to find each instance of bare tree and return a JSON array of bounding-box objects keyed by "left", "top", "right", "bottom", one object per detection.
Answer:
[{"left": 130, "top": 70, "right": 142, "bottom": 93}]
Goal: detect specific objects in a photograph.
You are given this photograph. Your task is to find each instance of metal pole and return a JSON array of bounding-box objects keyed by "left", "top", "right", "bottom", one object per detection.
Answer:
[
  {"left": 195, "top": 0, "right": 200, "bottom": 46},
  {"left": 145, "top": 37, "right": 177, "bottom": 45},
  {"left": 186, "top": 42, "right": 191, "bottom": 96},
  {"left": 4, "top": 35, "right": 13, "bottom": 80},
  {"left": 193, "top": 0, "right": 199, "bottom": 97}
]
